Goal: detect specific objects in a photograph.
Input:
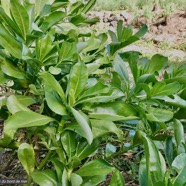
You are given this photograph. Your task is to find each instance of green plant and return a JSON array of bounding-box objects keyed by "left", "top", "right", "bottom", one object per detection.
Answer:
[{"left": 0, "top": 0, "right": 186, "bottom": 186}]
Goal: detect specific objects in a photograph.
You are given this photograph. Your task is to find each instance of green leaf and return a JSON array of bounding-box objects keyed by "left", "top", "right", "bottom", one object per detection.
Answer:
[
  {"left": 151, "top": 81, "right": 180, "bottom": 97},
  {"left": 173, "top": 165, "right": 186, "bottom": 186},
  {"left": 134, "top": 24, "right": 148, "bottom": 38},
  {"left": 110, "top": 170, "right": 125, "bottom": 186},
  {"left": 134, "top": 131, "right": 165, "bottom": 184},
  {"left": 113, "top": 54, "right": 129, "bottom": 86},
  {"left": 81, "top": 0, "right": 96, "bottom": 14},
  {"left": 0, "top": 7, "right": 21, "bottom": 37},
  {"left": 67, "top": 61, "right": 88, "bottom": 106},
  {"left": 78, "top": 82, "right": 109, "bottom": 99},
  {"left": 0, "top": 24, "right": 22, "bottom": 58},
  {"left": 90, "top": 119, "right": 123, "bottom": 139},
  {"left": 51, "top": 158, "right": 64, "bottom": 184},
  {"left": 6, "top": 95, "right": 30, "bottom": 114},
  {"left": 139, "top": 157, "right": 149, "bottom": 186},
  {"left": 49, "top": 66, "right": 61, "bottom": 75},
  {"left": 81, "top": 175, "right": 106, "bottom": 186},
  {"left": 58, "top": 42, "right": 76, "bottom": 63},
  {"left": 35, "top": 0, "right": 48, "bottom": 17},
  {"left": 84, "top": 102, "right": 138, "bottom": 121},
  {"left": 174, "top": 119, "right": 185, "bottom": 150},
  {"left": 18, "top": 143, "right": 35, "bottom": 175},
  {"left": 71, "top": 108, "right": 93, "bottom": 144},
  {"left": 165, "top": 137, "right": 174, "bottom": 167},
  {"left": 172, "top": 153, "right": 186, "bottom": 173},
  {"left": 40, "top": 71, "right": 66, "bottom": 104},
  {"left": 10, "top": 0, "right": 29, "bottom": 40},
  {"left": 70, "top": 173, "right": 83, "bottom": 186},
  {"left": 44, "top": 85, "right": 67, "bottom": 115},
  {"left": 61, "top": 131, "right": 76, "bottom": 158},
  {"left": 4, "top": 111, "right": 54, "bottom": 132},
  {"left": 31, "top": 170, "right": 58, "bottom": 186},
  {"left": 40, "top": 11, "right": 65, "bottom": 31},
  {"left": 146, "top": 107, "right": 173, "bottom": 122},
  {"left": 76, "top": 159, "right": 114, "bottom": 177},
  {"left": 147, "top": 54, "right": 168, "bottom": 73},
  {"left": 156, "top": 95, "right": 186, "bottom": 108},
  {"left": 75, "top": 139, "right": 99, "bottom": 160},
  {"left": 1, "top": 59, "right": 26, "bottom": 79},
  {"left": 1, "top": 0, "right": 10, "bottom": 16}
]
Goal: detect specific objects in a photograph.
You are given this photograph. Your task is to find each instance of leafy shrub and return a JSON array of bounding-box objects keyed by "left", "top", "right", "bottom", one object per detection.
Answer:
[{"left": 0, "top": 0, "right": 186, "bottom": 185}]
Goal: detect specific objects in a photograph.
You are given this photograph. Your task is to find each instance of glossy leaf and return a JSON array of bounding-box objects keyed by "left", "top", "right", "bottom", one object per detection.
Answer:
[
  {"left": 18, "top": 143, "right": 35, "bottom": 175},
  {"left": 75, "top": 139, "right": 99, "bottom": 160},
  {"left": 10, "top": 0, "right": 29, "bottom": 40},
  {"left": 67, "top": 61, "right": 88, "bottom": 106},
  {"left": 71, "top": 107, "right": 93, "bottom": 144},
  {"left": 70, "top": 173, "right": 83, "bottom": 186},
  {"left": 81, "top": 175, "right": 106, "bottom": 186},
  {"left": 134, "top": 131, "right": 165, "bottom": 184},
  {"left": 40, "top": 71, "right": 66, "bottom": 104},
  {"left": 113, "top": 54, "right": 129, "bottom": 85},
  {"left": 90, "top": 119, "right": 123, "bottom": 139},
  {"left": 85, "top": 102, "right": 138, "bottom": 121},
  {"left": 76, "top": 158, "right": 114, "bottom": 177},
  {"left": 1, "top": 59, "right": 26, "bottom": 79},
  {"left": 4, "top": 111, "right": 54, "bottom": 131},
  {"left": 173, "top": 165, "right": 186, "bottom": 186},
  {"left": 6, "top": 95, "right": 30, "bottom": 114},
  {"left": 81, "top": 0, "right": 96, "bottom": 14},
  {"left": 35, "top": 0, "right": 48, "bottom": 17},
  {"left": 146, "top": 107, "right": 173, "bottom": 122},
  {"left": 0, "top": 24, "right": 22, "bottom": 58},
  {"left": 151, "top": 81, "right": 180, "bottom": 97},
  {"left": 31, "top": 170, "right": 58, "bottom": 186},
  {"left": 1, "top": 0, "right": 10, "bottom": 16},
  {"left": 174, "top": 119, "right": 185, "bottom": 150},
  {"left": 44, "top": 85, "right": 67, "bottom": 115},
  {"left": 146, "top": 54, "right": 167, "bottom": 73},
  {"left": 172, "top": 153, "right": 186, "bottom": 173},
  {"left": 110, "top": 170, "right": 125, "bottom": 186},
  {"left": 61, "top": 131, "right": 76, "bottom": 158}
]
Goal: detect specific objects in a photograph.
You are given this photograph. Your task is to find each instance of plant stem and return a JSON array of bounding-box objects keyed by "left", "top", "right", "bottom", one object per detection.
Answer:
[
  {"left": 38, "top": 151, "right": 53, "bottom": 170},
  {"left": 105, "top": 144, "right": 138, "bottom": 160}
]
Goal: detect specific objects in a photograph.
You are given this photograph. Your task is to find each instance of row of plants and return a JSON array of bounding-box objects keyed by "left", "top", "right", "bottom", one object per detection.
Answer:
[{"left": 0, "top": 0, "right": 186, "bottom": 185}]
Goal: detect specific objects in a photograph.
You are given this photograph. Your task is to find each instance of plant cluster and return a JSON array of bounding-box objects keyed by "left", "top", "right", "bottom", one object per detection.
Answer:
[{"left": 0, "top": 0, "right": 186, "bottom": 185}]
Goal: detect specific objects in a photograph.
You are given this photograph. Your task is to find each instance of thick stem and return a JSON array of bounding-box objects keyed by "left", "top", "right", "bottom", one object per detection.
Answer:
[
  {"left": 38, "top": 151, "right": 53, "bottom": 170},
  {"left": 105, "top": 144, "right": 138, "bottom": 160}
]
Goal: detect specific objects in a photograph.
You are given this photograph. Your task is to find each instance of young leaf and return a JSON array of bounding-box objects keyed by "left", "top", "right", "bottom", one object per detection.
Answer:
[
  {"left": 35, "top": 0, "right": 48, "bottom": 17},
  {"left": 18, "top": 143, "right": 35, "bottom": 175},
  {"left": 71, "top": 107, "right": 93, "bottom": 144},
  {"left": 10, "top": 0, "right": 29, "bottom": 40},
  {"left": 110, "top": 170, "right": 125, "bottom": 186},
  {"left": 67, "top": 61, "right": 88, "bottom": 106},
  {"left": 31, "top": 170, "right": 58, "bottom": 186},
  {"left": 76, "top": 159, "right": 114, "bottom": 177}
]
